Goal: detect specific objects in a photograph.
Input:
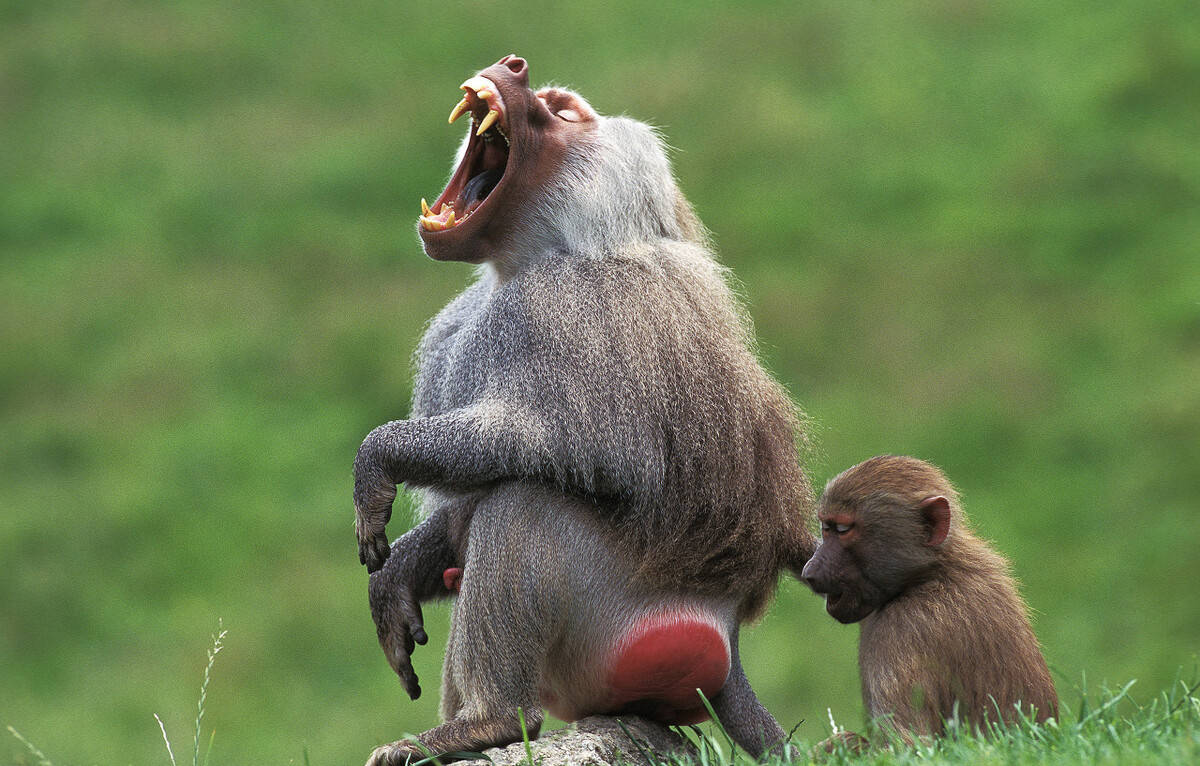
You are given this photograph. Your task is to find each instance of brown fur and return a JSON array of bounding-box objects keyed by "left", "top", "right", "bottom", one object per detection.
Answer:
[
  {"left": 355, "top": 56, "right": 815, "bottom": 764},
  {"left": 802, "top": 456, "right": 1057, "bottom": 741}
]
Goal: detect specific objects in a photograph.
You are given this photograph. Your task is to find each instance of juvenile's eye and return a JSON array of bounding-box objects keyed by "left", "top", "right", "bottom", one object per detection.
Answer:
[{"left": 823, "top": 520, "right": 854, "bottom": 535}]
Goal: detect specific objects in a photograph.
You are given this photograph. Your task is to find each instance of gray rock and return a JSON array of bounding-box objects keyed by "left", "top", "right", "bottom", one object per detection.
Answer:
[{"left": 457, "top": 715, "right": 695, "bottom": 765}]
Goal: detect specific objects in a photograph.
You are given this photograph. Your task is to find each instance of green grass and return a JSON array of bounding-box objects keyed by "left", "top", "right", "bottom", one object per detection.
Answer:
[
  {"left": 152, "top": 620, "right": 225, "bottom": 766},
  {"left": 5, "top": 625, "right": 1198, "bottom": 763},
  {"left": 2, "top": 0, "right": 1198, "bottom": 763},
  {"left": 682, "top": 676, "right": 1200, "bottom": 766}
]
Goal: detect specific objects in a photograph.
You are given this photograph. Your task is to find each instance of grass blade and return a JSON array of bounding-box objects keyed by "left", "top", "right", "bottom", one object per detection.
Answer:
[
  {"left": 6, "top": 726, "right": 54, "bottom": 766},
  {"left": 193, "top": 620, "right": 228, "bottom": 766},
  {"left": 154, "top": 713, "right": 178, "bottom": 766}
]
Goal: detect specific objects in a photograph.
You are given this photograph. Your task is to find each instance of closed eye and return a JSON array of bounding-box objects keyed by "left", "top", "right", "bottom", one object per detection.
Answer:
[
  {"left": 822, "top": 521, "right": 854, "bottom": 535},
  {"left": 535, "top": 88, "right": 597, "bottom": 123}
]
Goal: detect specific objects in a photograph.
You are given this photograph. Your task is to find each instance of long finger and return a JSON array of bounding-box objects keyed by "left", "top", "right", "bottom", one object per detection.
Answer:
[
  {"left": 397, "top": 598, "right": 428, "bottom": 646},
  {"left": 391, "top": 650, "right": 422, "bottom": 700}
]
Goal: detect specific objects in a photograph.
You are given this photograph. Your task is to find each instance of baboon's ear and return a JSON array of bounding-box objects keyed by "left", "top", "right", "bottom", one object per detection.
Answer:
[{"left": 919, "top": 496, "right": 951, "bottom": 547}]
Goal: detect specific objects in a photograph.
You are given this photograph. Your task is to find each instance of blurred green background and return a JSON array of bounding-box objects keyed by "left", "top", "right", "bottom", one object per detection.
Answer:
[{"left": 2, "top": 0, "right": 1198, "bottom": 763}]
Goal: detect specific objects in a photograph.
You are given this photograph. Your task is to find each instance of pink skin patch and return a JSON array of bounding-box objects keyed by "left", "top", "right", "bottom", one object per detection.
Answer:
[
  {"left": 443, "top": 570, "right": 726, "bottom": 724},
  {"left": 606, "top": 617, "right": 730, "bottom": 725}
]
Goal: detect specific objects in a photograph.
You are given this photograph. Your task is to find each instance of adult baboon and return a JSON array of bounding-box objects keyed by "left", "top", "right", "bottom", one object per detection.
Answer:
[{"left": 353, "top": 56, "right": 815, "bottom": 764}]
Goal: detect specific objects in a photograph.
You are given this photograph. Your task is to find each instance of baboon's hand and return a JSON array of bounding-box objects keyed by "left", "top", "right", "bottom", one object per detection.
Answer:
[
  {"left": 369, "top": 567, "right": 428, "bottom": 701},
  {"left": 356, "top": 506, "right": 393, "bottom": 573},
  {"left": 365, "top": 739, "right": 427, "bottom": 766},
  {"left": 376, "top": 588, "right": 429, "bottom": 701},
  {"left": 354, "top": 432, "right": 399, "bottom": 572}
]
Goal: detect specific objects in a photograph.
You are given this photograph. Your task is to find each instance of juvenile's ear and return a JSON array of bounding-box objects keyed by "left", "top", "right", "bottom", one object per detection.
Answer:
[{"left": 919, "top": 496, "right": 951, "bottom": 547}]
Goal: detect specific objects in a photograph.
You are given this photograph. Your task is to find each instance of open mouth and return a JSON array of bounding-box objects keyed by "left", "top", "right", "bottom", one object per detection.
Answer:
[{"left": 419, "top": 75, "right": 511, "bottom": 232}]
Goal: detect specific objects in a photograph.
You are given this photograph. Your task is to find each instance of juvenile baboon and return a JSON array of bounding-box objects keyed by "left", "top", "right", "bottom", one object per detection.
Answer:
[
  {"left": 801, "top": 455, "right": 1057, "bottom": 743},
  {"left": 353, "top": 55, "right": 815, "bottom": 764}
]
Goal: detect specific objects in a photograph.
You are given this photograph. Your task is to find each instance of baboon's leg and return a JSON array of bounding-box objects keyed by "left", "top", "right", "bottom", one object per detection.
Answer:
[
  {"left": 367, "top": 489, "right": 556, "bottom": 765},
  {"left": 710, "top": 631, "right": 788, "bottom": 757}
]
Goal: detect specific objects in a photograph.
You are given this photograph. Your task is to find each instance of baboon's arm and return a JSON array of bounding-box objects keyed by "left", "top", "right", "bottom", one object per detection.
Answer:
[{"left": 354, "top": 404, "right": 641, "bottom": 570}]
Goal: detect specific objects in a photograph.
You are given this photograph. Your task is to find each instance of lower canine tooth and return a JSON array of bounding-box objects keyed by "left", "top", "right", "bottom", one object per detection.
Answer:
[
  {"left": 421, "top": 198, "right": 432, "bottom": 216},
  {"left": 476, "top": 109, "right": 500, "bottom": 136}
]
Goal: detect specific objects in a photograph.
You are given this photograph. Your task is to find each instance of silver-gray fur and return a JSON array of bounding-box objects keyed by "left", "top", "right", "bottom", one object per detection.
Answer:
[{"left": 355, "top": 64, "right": 814, "bottom": 764}]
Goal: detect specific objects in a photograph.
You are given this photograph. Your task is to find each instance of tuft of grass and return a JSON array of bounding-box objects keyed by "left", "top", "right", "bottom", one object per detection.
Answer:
[
  {"left": 155, "top": 620, "right": 228, "bottom": 766},
  {"left": 667, "top": 672, "right": 1200, "bottom": 766},
  {"left": 7, "top": 669, "right": 1198, "bottom": 765}
]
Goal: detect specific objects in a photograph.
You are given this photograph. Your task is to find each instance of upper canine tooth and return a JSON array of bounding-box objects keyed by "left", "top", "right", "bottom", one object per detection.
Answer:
[
  {"left": 476, "top": 109, "right": 500, "bottom": 136},
  {"left": 448, "top": 98, "right": 470, "bottom": 124}
]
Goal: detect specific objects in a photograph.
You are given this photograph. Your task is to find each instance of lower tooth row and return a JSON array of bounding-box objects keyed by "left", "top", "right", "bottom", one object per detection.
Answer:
[{"left": 419, "top": 199, "right": 461, "bottom": 231}]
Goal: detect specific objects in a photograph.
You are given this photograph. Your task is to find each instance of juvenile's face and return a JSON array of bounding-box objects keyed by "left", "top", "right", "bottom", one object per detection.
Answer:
[
  {"left": 800, "top": 506, "right": 885, "bottom": 623},
  {"left": 802, "top": 458, "right": 953, "bottom": 623}
]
